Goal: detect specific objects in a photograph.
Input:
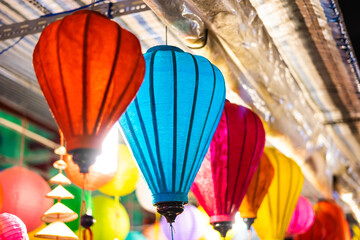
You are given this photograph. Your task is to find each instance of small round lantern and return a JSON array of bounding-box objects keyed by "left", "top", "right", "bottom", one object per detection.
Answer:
[
  {"left": 0, "top": 167, "right": 53, "bottom": 232},
  {"left": 286, "top": 195, "right": 315, "bottom": 237},
  {"left": 0, "top": 213, "right": 28, "bottom": 240}
]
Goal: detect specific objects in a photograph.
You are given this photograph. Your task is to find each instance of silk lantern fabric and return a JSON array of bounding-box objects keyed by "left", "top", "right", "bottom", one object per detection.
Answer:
[
  {"left": 92, "top": 195, "right": 130, "bottom": 240},
  {"left": 294, "top": 216, "right": 326, "bottom": 240},
  {"left": 99, "top": 144, "right": 140, "bottom": 196},
  {"left": 0, "top": 213, "right": 28, "bottom": 240},
  {"left": 191, "top": 100, "right": 265, "bottom": 236},
  {"left": 313, "top": 199, "right": 351, "bottom": 240},
  {"left": 33, "top": 10, "right": 145, "bottom": 172},
  {"left": 253, "top": 148, "right": 304, "bottom": 240},
  {"left": 0, "top": 167, "right": 53, "bottom": 232},
  {"left": 160, "top": 205, "right": 204, "bottom": 240},
  {"left": 120, "top": 46, "right": 225, "bottom": 206},
  {"left": 286, "top": 195, "right": 315, "bottom": 236},
  {"left": 239, "top": 153, "right": 274, "bottom": 227}
]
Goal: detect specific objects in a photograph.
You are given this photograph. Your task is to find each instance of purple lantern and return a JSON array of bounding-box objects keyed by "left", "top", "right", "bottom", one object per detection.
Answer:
[
  {"left": 160, "top": 205, "right": 204, "bottom": 240},
  {"left": 286, "top": 195, "right": 315, "bottom": 237}
]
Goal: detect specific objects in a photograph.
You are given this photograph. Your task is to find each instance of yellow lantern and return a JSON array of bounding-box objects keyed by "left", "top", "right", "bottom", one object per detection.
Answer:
[
  {"left": 253, "top": 147, "right": 304, "bottom": 240},
  {"left": 99, "top": 144, "right": 139, "bottom": 197}
]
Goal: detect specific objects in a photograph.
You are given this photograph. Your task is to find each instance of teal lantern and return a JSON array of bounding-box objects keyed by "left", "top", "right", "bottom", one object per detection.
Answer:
[{"left": 120, "top": 45, "right": 225, "bottom": 223}]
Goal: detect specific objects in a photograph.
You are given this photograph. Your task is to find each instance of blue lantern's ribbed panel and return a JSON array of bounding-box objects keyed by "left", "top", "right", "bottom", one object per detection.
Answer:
[{"left": 120, "top": 45, "right": 225, "bottom": 204}]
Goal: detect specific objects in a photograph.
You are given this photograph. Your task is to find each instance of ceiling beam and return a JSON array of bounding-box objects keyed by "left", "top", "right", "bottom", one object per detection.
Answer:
[{"left": 0, "top": 0, "right": 150, "bottom": 41}]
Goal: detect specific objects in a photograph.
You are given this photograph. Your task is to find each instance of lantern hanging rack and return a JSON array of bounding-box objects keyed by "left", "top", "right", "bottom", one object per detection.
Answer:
[{"left": 0, "top": 0, "right": 150, "bottom": 41}]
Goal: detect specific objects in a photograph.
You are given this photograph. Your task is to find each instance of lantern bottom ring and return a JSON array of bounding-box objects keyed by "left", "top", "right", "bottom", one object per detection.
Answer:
[
  {"left": 243, "top": 217, "right": 255, "bottom": 230},
  {"left": 155, "top": 201, "right": 185, "bottom": 223},
  {"left": 212, "top": 221, "right": 232, "bottom": 238},
  {"left": 68, "top": 148, "right": 101, "bottom": 173}
]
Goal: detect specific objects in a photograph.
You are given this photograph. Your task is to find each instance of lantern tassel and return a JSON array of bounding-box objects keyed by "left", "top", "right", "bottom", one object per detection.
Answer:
[{"left": 248, "top": 229, "right": 251, "bottom": 240}]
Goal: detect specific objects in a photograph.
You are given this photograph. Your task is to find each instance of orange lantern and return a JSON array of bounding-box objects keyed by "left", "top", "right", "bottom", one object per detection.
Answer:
[
  {"left": 314, "top": 199, "right": 351, "bottom": 240},
  {"left": 239, "top": 153, "right": 274, "bottom": 229},
  {"left": 33, "top": 10, "right": 145, "bottom": 173}
]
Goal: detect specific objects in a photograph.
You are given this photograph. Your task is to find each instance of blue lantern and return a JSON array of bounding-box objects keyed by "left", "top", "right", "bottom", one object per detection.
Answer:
[{"left": 120, "top": 45, "right": 225, "bottom": 223}]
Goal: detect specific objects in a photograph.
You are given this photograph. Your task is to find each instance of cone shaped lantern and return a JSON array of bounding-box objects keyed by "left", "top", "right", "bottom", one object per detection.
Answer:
[
  {"left": 253, "top": 147, "right": 304, "bottom": 240},
  {"left": 191, "top": 100, "right": 266, "bottom": 237},
  {"left": 33, "top": 10, "right": 145, "bottom": 173},
  {"left": 239, "top": 152, "right": 274, "bottom": 229},
  {"left": 120, "top": 45, "right": 226, "bottom": 223}
]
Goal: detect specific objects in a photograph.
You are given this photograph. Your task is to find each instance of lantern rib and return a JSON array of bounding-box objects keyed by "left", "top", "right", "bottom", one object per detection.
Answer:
[
  {"left": 276, "top": 154, "right": 281, "bottom": 236},
  {"left": 232, "top": 112, "right": 259, "bottom": 214},
  {"left": 82, "top": 13, "right": 91, "bottom": 135},
  {"left": 35, "top": 47, "right": 59, "bottom": 127},
  {"left": 149, "top": 50, "right": 167, "bottom": 192},
  {"left": 56, "top": 20, "right": 74, "bottom": 136},
  {"left": 123, "top": 111, "right": 159, "bottom": 193},
  {"left": 280, "top": 161, "right": 296, "bottom": 236},
  {"left": 266, "top": 190, "right": 274, "bottom": 237},
  {"left": 91, "top": 24, "right": 121, "bottom": 136},
  {"left": 106, "top": 52, "right": 143, "bottom": 127},
  {"left": 133, "top": 100, "right": 163, "bottom": 193},
  {"left": 181, "top": 61, "right": 218, "bottom": 192},
  {"left": 179, "top": 54, "right": 199, "bottom": 192},
  {"left": 251, "top": 158, "right": 261, "bottom": 208},
  {"left": 172, "top": 50, "right": 177, "bottom": 192},
  {"left": 222, "top": 107, "right": 229, "bottom": 214},
  {"left": 228, "top": 106, "right": 247, "bottom": 213}
]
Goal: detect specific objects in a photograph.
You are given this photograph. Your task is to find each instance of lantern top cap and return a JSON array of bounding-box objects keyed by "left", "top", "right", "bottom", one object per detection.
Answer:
[{"left": 146, "top": 45, "right": 183, "bottom": 53}]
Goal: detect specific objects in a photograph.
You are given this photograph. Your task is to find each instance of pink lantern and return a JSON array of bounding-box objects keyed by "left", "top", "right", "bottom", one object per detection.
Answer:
[
  {"left": 0, "top": 167, "right": 53, "bottom": 232},
  {"left": 286, "top": 195, "right": 315, "bottom": 236},
  {"left": 0, "top": 212, "right": 29, "bottom": 240}
]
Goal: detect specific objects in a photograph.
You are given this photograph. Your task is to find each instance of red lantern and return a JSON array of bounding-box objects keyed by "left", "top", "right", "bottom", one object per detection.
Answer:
[
  {"left": 33, "top": 10, "right": 145, "bottom": 173},
  {"left": 294, "top": 215, "right": 326, "bottom": 240},
  {"left": 191, "top": 100, "right": 266, "bottom": 237},
  {"left": 314, "top": 199, "right": 351, "bottom": 240},
  {"left": 286, "top": 195, "right": 315, "bottom": 237},
  {"left": 239, "top": 153, "right": 274, "bottom": 229},
  {"left": 0, "top": 167, "right": 53, "bottom": 232}
]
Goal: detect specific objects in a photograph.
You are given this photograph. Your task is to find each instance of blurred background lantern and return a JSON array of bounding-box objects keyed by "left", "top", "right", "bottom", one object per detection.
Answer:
[
  {"left": 313, "top": 199, "right": 351, "bottom": 240},
  {"left": 191, "top": 100, "right": 266, "bottom": 237},
  {"left": 286, "top": 195, "right": 315, "bottom": 237},
  {"left": 0, "top": 212, "right": 28, "bottom": 240},
  {"left": 160, "top": 204, "right": 205, "bottom": 240},
  {"left": 0, "top": 183, "right": 2, "bottom": 212},
  {"left": 0, "top": 166, "right": 53, "bottom": 232},
  {"left": 120, "top": 45, "right": 226, "bottom": 223},
  {"left": 294, "top": 215, "right": 326, "bottom": 240},
  {"left": 253, "top": 147, "right": 304, "bottom": 240},
  {"left": 125, "top": 231, "right": 148, "bottom": 240},
  {"left": 99, "top": 144, "right": 139, "bottom": 197},
  {"left": 64, "top": 123, "right": 119, "bottom": 191},
  {"left": 135, "top": 176, "right": 157, "bottom": 214},
  {"left": 33, "top": 10, "right": 145, "bottom": 173},
  {"left": 92, "top": 195, "right": 130, "bottom": 240},
  {"left": 239, "top": 153, "right": 274, "bottom": 230}
]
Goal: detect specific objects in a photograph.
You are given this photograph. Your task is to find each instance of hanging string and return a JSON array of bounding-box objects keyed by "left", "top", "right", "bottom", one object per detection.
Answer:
[
  {"left": 19, "top": 119, "right": 26, "bottom": 167},
  {"left": 165, "top": 25, "right": 168, "bottom": 45},
  {"left": 170, "top": 223, "right": 174, "bottom": 240},
  {"left": 0, "top": 36, "right": 24, "bottom": 56}
]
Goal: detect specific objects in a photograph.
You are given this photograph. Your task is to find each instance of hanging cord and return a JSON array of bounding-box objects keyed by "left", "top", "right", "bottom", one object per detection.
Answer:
[
  {"left": 170, "top": 223, "right": 174, "bottom": 240},
  {"left": 41, "top": 0, "right": 105, "bottom": 18},
  {"left": 0, "top": 36, "right": 24, "bottom": 56},
  {"left": 165, "top": 25, "right": 168, "bottom": 45},
  {"left": 19, "top": 119, "right": 27, "bottom": 167}
]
